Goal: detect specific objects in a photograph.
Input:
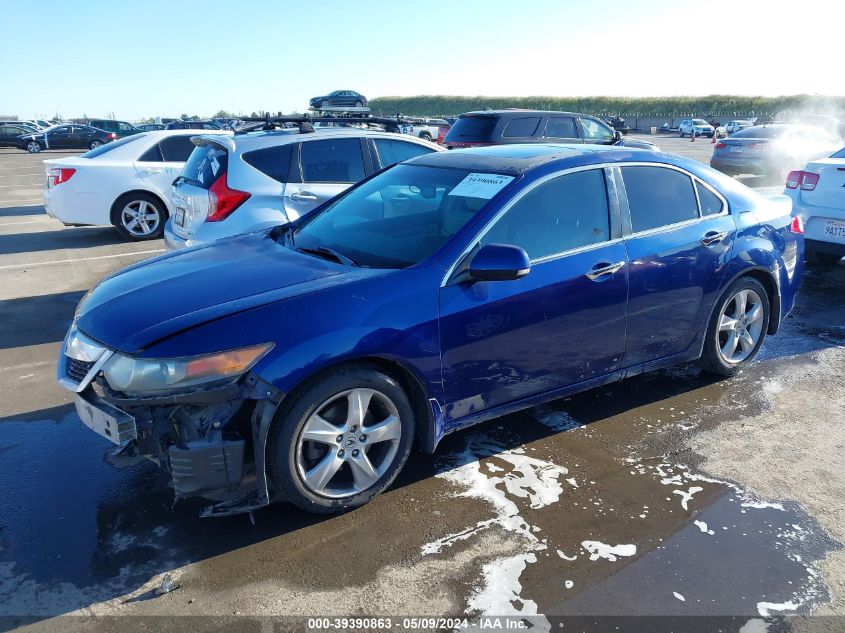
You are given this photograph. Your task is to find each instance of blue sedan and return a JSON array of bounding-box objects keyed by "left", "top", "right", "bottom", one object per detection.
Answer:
[{"left": 57, "top": 144, "right": 804, "bottom": 515}]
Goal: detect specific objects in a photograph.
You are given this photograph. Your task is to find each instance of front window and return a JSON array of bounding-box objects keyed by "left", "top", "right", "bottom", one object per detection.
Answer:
[
  {"left": 580, "top": 118, "right": 615, "bottom": 142},
  {"left": 292, "top": 165, "right": 510, "bottom": 268}
]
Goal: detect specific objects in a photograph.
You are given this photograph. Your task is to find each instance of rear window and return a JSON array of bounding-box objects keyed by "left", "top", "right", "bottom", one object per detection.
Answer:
[
  {"left": 373, "top": 138, "right": 434, "bottom": 168},
  {"left": 159, "top": 135, "right": 197, "bottom": 162},
  {"left": 300, "top": 138, "right": 365, "bottom": 183},
  {"left": 445, "top": 116, "right": 497, "bottom": 142},
  {"left": 181, "top": 143, "right": 228, "bottom": 189},
  {"left": 243, "top": 144, "right": 293, "bottom": 183},
  {"left": 502, "top": 117, "right": 541, "bottom": 138},
  {"left": 81, "top": 134, "right": 144, "bottom": 158}
]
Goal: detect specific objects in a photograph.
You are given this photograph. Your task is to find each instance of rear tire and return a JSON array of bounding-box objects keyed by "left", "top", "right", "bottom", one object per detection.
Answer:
[
  {"left": 354, "top": 101, "right": 363, "bottom": 108},
  {"left": 698, "top": 276, "right": 770, "bottom": 376},
  {"left": 267, "top": 364, "right": 415, "bottom": 514},
  {"left": 89, "top": 140, "right": 103, "bottom": 149},
  {"left": 26, "top": 141, "right": 42, "bottom": 153},
  {"left": 419, "top": 132, "right": 432, "bottom": 142},
  {"left": 111, "top": 192, "right": 166, "bottom": 241}
]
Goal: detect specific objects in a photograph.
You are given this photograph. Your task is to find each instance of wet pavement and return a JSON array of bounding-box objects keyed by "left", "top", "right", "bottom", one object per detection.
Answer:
[{"left": 1, "top": 147, "right": 844, "bottom": 631}]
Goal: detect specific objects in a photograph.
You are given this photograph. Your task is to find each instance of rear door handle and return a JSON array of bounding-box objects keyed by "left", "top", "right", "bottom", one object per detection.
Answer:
[
  {"left": 142, "top": 168, "right": 163, "bottom": 175},
  {"left": 701, "top": 230, "right": 729, "bottom": 246},
  {"left": 290, "top": 192, "right": 318, "bottom": 202},
  {"left": 586, "top": 261, "right": 625, "bottom": 280}
]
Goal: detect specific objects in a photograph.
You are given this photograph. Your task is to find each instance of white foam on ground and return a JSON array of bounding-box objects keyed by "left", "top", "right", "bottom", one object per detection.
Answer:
[
  {"left": 694, "top": 520, "right": 715, "bottom": 535},
  {"left": 467, "top": 553, "right": 539, "bottom": 616},
  {"left": 581, "top": 541, "right": 636, "bottom": 562},
  {"left": 757, "top": 601, "right": 799, "bottom": 617},
  {"left": 673, "top": 592, "right": 686, "bottom": 601},
  {"left": 672, "top": 486, "right": 704, "bottom": 511}
]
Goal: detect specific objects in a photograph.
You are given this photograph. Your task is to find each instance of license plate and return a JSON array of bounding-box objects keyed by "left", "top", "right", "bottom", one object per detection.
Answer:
[
  {"left": 75, "top": 392, "right": 137, "bottom": 445},
  {"left": 175, "top": 207, "right": 185, "bottom": 226},
  {"left": 729, "top": 146, "right": 743, "bottom": 153},
  {"left": 823, "top": 219, "right": 845, "bottom": 242}
]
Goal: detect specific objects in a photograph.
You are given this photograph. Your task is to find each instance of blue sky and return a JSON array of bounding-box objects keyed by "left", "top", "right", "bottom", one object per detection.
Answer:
[{"left": 1, "top": 0, "right": 842, "bottom": 121}]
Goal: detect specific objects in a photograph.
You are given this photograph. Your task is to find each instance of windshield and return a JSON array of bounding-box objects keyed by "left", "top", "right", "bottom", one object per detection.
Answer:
[
  {"left": 693, "top": 119, "right": 709, "bottom": 125},
  {"left": 831, "top": 147, "right": 845, "bottom": 159},
  {"left": 81, "top": 133, "right": 145, "bottom": 158},
  {"left": 292, "top": 164, "right": 510, "bottom": 268}
]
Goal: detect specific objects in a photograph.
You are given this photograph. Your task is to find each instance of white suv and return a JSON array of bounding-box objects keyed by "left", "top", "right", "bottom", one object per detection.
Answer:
[
  {"left": 678, "top": 119, "right": 715, "bottom": 138},
  {"left": 165, "top": 128, "right": 442, "bottom": 250}
]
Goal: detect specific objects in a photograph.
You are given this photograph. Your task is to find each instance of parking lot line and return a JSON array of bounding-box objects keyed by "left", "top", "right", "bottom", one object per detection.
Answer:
[
  {"left": 0, "top": 248, "right": 164, "bottom": 271},
  {"left": 0, "top": 219, "right": 51, "bottom": 226}
]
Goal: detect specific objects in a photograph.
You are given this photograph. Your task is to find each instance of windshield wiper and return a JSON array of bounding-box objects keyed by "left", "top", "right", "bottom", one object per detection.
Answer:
[{"left": 296, "top": 245, "right": 357, "bottom": 267}]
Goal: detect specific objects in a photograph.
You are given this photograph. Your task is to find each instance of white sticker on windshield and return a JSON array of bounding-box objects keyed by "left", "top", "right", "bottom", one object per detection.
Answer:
[{"left": 448, "top": 173, "right": 514, "bottom": 199}]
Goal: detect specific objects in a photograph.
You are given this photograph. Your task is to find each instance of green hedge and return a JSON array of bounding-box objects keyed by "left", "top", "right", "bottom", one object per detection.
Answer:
[{"left": 369, "top": 95, "right": 845, "bottom": 118}]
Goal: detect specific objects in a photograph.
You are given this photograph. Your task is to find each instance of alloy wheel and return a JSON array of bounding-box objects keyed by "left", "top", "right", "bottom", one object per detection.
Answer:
[
  {"left": 120, "top": 200, "right": 161, "bottom": 237},
  {"left": 27, "top": 141, "right": 41, "bottom": 153},
  {"left": 717, "top": 288, "right": 765, "bottom": 364},
  {"left": 295, "top": 388, "right": 401, "bottom": 498},
  {"left": 90, "top": 140, "right": 103, "bottom": 149}
]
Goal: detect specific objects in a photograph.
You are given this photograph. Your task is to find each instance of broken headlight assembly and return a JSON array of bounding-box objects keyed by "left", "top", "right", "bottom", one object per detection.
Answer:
[{"left": 102, "top": 343, "right": 273, "bottom": 396}]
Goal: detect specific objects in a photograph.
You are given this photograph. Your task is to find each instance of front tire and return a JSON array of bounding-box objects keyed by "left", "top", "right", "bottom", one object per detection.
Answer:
[
  {"left": 698, "top": 277, "right": 770, "bottom": 376},
  {"left": 26, "top": 141, "right": 42, "bottom": 153},
  {"left": 111, "top": 192, "right": 166, "bottom": 240},
  {"left": 267, "top": 364, "right": 416, "bottom": 514}
]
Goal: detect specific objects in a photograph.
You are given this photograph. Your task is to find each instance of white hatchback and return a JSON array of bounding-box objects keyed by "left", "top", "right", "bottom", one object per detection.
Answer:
[
  {"left": 42, "top": 129, "right": 232, "bottom": 240},
  {"left": 784, "top": 146, "right": 845, "bottom": 265}
]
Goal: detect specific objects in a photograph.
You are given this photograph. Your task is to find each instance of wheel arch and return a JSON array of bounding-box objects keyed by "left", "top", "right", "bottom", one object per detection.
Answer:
[{"left": 721, "top": 266, "right": 781, "bottom": 335}]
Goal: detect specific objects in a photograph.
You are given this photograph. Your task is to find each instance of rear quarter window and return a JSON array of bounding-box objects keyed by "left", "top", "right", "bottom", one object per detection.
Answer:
[{"left": 243, "top": 144, "right": 293, "bottom": 183}]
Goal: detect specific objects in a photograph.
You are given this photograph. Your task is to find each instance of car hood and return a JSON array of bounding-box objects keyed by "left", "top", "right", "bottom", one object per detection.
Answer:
[{"left": 76, "top": 232, "right": 381, "bottom": 354}]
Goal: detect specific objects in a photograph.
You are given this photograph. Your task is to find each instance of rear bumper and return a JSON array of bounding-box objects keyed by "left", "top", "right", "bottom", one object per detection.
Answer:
[
  {"left": 43, "top": 187, "right": 111, "bottom": 226},
  {"left": 789, "top": 198, "right": 845, "bottom": 246},
  {"left": 806, "top": 238, "right": 845, "bottom": 257}
]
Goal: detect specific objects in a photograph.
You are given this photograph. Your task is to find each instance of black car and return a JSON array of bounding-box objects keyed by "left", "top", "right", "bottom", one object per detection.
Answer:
[
  {"left": 0, "top": 123, "right": 38, "bottom": 147},
  {"left": 17, "top": 125, "right": 115, "bottom": 153},
  {"left": 165, "top": 120, "right": 222, "bottom": 130},
  {"left": 137, "top": 123, "right": 166, "bottom": 131},
  {"left": 309, "top": 90, "right": 368, "bottom": 109},
  {"left": 443, "top": 110, "right": 657, "bottom": 151},
  {"left": 87, "top": 119, "right": 143, "bottom": 138}
]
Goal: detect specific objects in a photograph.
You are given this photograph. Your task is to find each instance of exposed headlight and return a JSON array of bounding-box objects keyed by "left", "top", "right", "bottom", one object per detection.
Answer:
[{"left": 102, "top": 343, "right": 273, "bottom": 395}]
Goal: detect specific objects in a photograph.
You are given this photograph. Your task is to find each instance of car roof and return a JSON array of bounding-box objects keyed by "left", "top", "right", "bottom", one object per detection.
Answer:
[
  {"left": 200, "top": 127, "right": 441, "bottom": 152},
  {"left": 459, "top": 110, "right": 585, "bottom": 118},
  {"left": 405, "top": 143, "right": 648, "bottom": 175}
]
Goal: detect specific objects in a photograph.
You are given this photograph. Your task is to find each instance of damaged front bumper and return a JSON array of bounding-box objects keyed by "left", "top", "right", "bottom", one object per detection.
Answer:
[{"left": 58, "top": 334, "right": 284, "bottom": 517}]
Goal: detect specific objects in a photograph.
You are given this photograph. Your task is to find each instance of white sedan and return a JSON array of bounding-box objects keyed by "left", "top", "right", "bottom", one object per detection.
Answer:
[
  {"left": 43, "top": 129, "right": 232, "bottom": 240},
  {"left": 784, "top": 146, "right": 845, "bottom": 266}
]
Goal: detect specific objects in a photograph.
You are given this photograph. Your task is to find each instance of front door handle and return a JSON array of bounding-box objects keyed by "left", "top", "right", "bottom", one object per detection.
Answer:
[
  {"left": 701, "top": 230, "right": 729, "bottom": 246},
  {"left": 290, "top": 192, "right": 318, "bottom": 202},
  {"left": 142, "top": 168, "right": 163, "bottom": 175},
  {"left": 586, "top": 261, "right": 625, "bottom": 280}
]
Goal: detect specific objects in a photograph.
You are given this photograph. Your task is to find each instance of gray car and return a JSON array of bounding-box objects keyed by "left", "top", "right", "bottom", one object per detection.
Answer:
[{"left": 710, "top": 124, "right": 840, "bottom": 177}]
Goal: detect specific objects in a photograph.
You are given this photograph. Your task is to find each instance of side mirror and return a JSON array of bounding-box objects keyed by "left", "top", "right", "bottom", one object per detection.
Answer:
[{"left": 468, "top": 243, "right": 530, "bottom": 282}]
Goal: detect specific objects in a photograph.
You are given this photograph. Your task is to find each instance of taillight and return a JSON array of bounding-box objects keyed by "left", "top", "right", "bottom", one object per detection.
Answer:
[
  {"left": 785, "top": 170, "right": 820, "bottom": 191},
  {"left": 48, "top": 167, "right": 76, "bottom": 186},
  {"left": 800, "top": 172, "right": 819, "bottom": 191},
  {"left": 790, "top": 216, "right": 804, "bottom": 234},
  {"left": 108, "top": 133, "right": 116, "bottom": 139},
  {"left": 785, "top": 170, "right": 802, "bottom": 189},
  {"left": 206, "top": 172, "right": 250, "bottom": 222},
  {"left": 715, "top": 142, "right": 727, "bottom": 149}
]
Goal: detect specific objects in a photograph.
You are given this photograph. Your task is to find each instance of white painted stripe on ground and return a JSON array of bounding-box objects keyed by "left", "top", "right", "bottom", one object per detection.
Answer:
[
  {"left": 0, "top": 199, "right": 44, "bottom": 205},
  {"left": 0, "top": 219, "right": 51, "bottom": 226},
  {"left": 0, "top": 248, "right": 164, "bottom": 271}
]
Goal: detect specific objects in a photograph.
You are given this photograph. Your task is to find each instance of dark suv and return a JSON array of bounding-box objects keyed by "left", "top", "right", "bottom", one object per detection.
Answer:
[
  {"left": 443, "top": 110, "right": 657, "bottom": 151},
  {"left": 87, "top": 119, "right": 143, "bottom": 138}
]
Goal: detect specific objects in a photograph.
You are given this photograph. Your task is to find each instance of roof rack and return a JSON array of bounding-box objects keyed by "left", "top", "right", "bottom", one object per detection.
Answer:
[{"left": 234, "top": 113, "right": 431, "bottom": 135}]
